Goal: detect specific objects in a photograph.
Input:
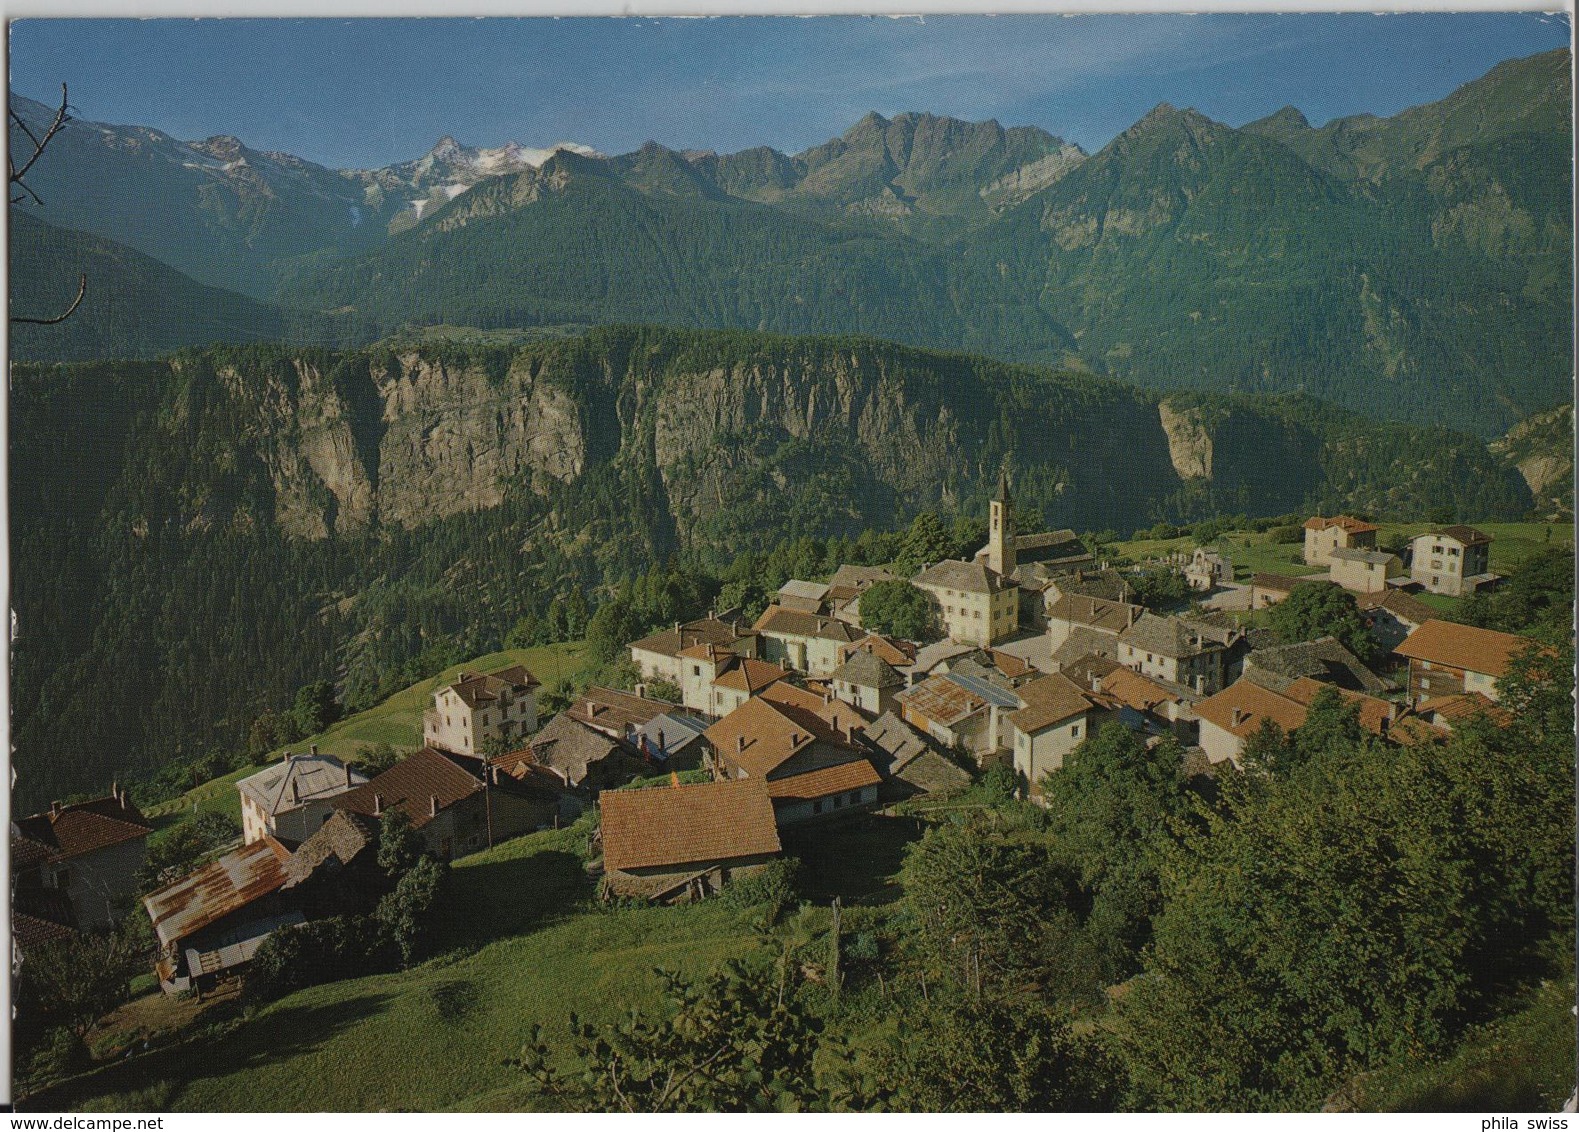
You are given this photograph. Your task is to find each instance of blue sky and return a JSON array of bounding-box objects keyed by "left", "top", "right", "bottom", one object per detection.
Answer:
[{"left": 8, "top": 14, "right": 1571, "bottom": 169}]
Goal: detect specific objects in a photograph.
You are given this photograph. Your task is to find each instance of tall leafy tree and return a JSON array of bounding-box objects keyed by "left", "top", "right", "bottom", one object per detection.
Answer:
[
  {"left": 1266, "top": 580, "right": 1376, "bottom": 662},
  {"left": 511, "top": 963, "right": 825, "bottom": 1112},
  {"left": 857, "top": 580, "right": 942, "bottom": 643}
]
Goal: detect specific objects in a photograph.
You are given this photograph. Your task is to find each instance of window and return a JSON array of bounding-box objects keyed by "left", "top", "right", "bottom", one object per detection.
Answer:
[
  {"left": 812, "top": 799, "right": 824, "bottom": 814},
  {"left": 693, "top": 665, "right": 701, "bottom": 677},
  {"left": 1071, "top": 724, "right": 1081, "bottom": 738},
  {"left": 1448, "top": 547, "right": 1460, "bottom": 557}
]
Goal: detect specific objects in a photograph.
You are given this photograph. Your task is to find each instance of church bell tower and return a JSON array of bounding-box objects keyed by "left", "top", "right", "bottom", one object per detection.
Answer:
[{"left": 988, "top": 471, "right": 1015, "bottom": 577}]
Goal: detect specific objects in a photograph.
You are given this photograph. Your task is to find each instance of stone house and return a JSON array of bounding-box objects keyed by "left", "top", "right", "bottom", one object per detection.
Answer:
[
  {"left": 12, "top": 790, "right": 153, "bottom": 931},
  {"left": 1243, "top": 636, "right": 1391, "bottom": 696},
  {"left": 1007, "top": 673, "right": 1105, "bottom": 797},
  {"left": 423, "top": 664, "right": 540, "bottom": 757},
  {"left": 1303, "top": 516, "right": 1379, "bottom": 567},
  {"left": 752, "top": 606, "right": 864, "bottom": 676},
  {"left": 704, "top": 697, "right": 881, "bottom": 825},
  {"left": 1408, "top": 526, "right": 1495, "bottom": 596},
  {"left": 628, "top": 616, "right": 758, "bottom": 685},
  {"left": 1328, "top": 547, "right": 1404, "bottom": 594},
  {"left": 1193, "top": 676, "right": 1425, "bottom": 766},
  {"left": 1117, "top": 613, "right": 1242, "bottom": 695},
  {"left": 333, "top": 746, "right": 559, "bottom": 860},
  {"left": 237, "top": 750, "right": 368, "bottom": 848},
  {"left": 857, "top": 711, "right": 973, "bottom": 803},
  {"left": 1393, "top": 618, "right": 1532, "bottom": 703},
  {"left": 828, "top": 649, "right": 907, "bottom": 717},
  {"left": 1355, "top": 589, "right": 1438, "bottom": 651},
  {"left": 1248, "top": 572, "right": 1306, "bottom": 609},
  {"left": 599, "top": 777, "right": 782, "bottom": 904},
  {"left": 677, "top": 643, "right": 793, "bottom": 715},
  {"left": 912, "top": 559, "right": 1019, "bottom": 647}
]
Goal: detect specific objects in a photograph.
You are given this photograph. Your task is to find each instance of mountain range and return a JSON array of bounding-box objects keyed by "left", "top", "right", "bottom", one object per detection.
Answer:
[{"left": 11, "top": 48, "right": 1573, "bottom": 437}]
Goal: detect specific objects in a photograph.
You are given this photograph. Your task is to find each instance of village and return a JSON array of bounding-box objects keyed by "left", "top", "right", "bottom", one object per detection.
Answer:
[{"left": 11, "top": 479, "right": 1543, "bottom": 1006}]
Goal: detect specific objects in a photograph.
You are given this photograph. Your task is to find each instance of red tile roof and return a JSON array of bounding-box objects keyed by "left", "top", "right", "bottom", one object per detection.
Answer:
[
  {"left": 1418, "top": 692, "right": 1513, "bottom": 728},
  {"left": 331, "top": 747, "right": 483, "bottom": 829},
  {"left": 1393, "top": 619, "right": 1534, "bottom": 678},
  {"left": 713, "top": 657, "right": 793, "bottom": 695},
  {"left": 759, "top": 682, "right": 870, "bottom": 735},
  {"left": 13, "top": 794, "right": 153, "bottom": 862},
  {"left": 704, "top": 697, "right": 854, "bottom": 779},
  {"left": 765, "top": 759, "right": 882, "bottom": 803},
  {"left": 600, "top": 777, "right": 780, "bottom": 873},
  {"left": 1304, "top": 515, "right": 1379, "bottom": 534},
  {"left": 1007, "top": 673, "right": 1093, "bottom": 734}
]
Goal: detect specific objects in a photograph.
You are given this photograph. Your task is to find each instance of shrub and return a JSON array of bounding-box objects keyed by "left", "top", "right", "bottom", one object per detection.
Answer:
[
  {"left": 243, "top": 916, "right": 397, "bottom": 1004},
  {"left": 722, "top": 857, "right": 801, "bottom": 918},
  {"left": 1267, "top": 524, "right": 1304, "bottom": 544}
]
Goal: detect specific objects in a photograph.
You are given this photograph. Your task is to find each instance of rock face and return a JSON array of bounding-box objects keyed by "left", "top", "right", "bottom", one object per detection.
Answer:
[
  {"left": 1491, "top": 404, "right": 1573, "bottom": 519},
  {"left": 109, "top": 330, "right": 1532, "bottom": 546},
  {"left": 1158, "top": 401, "right": 1214, "bottom": 480},
  {"left": 212, "top": 351, "right": 586, "bottom": 539}
]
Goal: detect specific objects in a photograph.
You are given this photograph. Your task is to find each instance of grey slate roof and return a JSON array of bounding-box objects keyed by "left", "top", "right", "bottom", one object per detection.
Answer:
[
  {"left": 1053, "top": 627, "right": 1120, "bottom": 668},
  {"left": 1118, "top": 613, "right": 1238, "bottom": 659},
  {"left": 1329, "top": 547, "right": 1399, "bottom": 566},
  {"left": 779, "top": 579, "right": 831, "bottom": 602},
  {"left": 859, "top": 712, "right": 973, "bottom": 799},
  {"left": 913, "top": 558, "right": 1017, "bottom": 595},
  {"left": 1244, "top": 636, "right": 1392, "bottom": 696},
  {"left": 282, "top": 810, "right": 378, "bottom": 886},
  {"left": 829, "top": 650, "right": 906, "bottom": 690},
  {"left": 239, "top": 754, "right": 367, "bottom": 817},
  {"left": 633, "top": 711, "right": 710, "bottom": 759}
]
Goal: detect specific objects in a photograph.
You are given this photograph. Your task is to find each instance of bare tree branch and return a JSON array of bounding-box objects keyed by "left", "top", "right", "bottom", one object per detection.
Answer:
[
  {"left": 10, "top": 83, "right": 88, "bottom": 325},
  {"left": 10, "top": 83, "right": 72, "bottom": 192},
  {"left": 12, "top": 273, "right": 86, "bottom": 325}
]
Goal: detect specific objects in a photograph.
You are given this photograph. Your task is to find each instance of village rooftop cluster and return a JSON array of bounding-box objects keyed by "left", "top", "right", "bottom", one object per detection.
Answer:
[{"left": 12, "top": 482, "right": 1528, "bottom": 993}]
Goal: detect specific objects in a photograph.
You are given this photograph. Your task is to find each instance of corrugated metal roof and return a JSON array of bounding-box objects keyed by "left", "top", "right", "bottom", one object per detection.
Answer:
[
  {"left": 143, "top": 839, "right": 291, "bottom": 949},
  {"left": 944, "top": 671, "right": 1020, "bottom": 709}
]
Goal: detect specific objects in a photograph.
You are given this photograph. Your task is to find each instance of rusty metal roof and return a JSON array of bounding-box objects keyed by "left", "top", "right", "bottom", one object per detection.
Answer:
[{"left": 143, "top": 839, "right": 291, "bottom": 949}]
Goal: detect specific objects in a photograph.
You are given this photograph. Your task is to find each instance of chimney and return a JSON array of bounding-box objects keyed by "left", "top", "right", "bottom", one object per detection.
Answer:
[
  {"left": 310, "top": 744, "right": 318, "bottom": 756},
  {"left": 635, "top": 683, "right": 647, "bottom": 699},
  {"left": 737, "top": 735, "right": 747, "bottom": 753},
  {"left": 291, "top": 778, "right": 301, "bottom": 805},
  {"left": 1231, "top": 708, "right": 1246, "bottom": 728},
  {"left": 373, "top": 793, "right": 384, "bottom": 816},
  {"left": 50, "top": 801, "right": 61, "bottom": 819},
  {"left": 490, "top": 764, "right": 500, "bottom": 785},
  {"left": 345, "top": 763, "right": 353, "bottom": 789},
  {"left": 430, "top": 794, "right": 439, "bottom": 818}
]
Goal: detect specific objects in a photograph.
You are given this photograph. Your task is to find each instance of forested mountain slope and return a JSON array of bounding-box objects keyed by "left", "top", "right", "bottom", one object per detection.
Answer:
[{"left": 11, "top": 327, "right": 1533, "bottom": 807}]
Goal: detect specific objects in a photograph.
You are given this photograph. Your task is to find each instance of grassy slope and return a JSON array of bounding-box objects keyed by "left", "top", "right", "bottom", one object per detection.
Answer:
[
  {"left": 40, "top": 823, "right": 768, "bottom": 1113},
  {"left": 1114, "top": 521, "right": 1572, "bottom": 585},
  {"left": 281, "top": 641, "right": 589, "bottom": 763},
  {"left": 141, "top": 641, "right": 587, "bottom": 837},
  {"left": 1334, "top": 977, "right": 1577, "bottom": 1112}
]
